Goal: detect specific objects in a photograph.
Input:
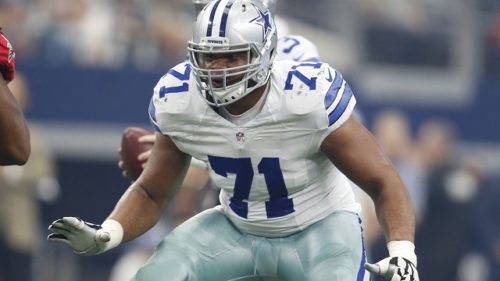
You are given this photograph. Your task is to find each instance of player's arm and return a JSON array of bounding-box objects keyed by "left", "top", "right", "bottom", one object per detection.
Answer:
[
  {"left": 109, "top": 132, "right": 190, "bottom": 241},
  {"left": 321, "top": 116, "right": 415, "bottom": 242},
  {"left": 48, "top": 132, "right": 190, "bottom": 255},
  {"left": 320, "top": 116, "right": 419, "bottom": 280},
  {"left": 0, "top": 30, "right": 30, "bottom": 165}
]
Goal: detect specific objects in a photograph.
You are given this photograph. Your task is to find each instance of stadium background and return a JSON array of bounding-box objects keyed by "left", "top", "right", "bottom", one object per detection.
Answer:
[{"left": 0, "top": 0, "right": 499, "bottom": 280}]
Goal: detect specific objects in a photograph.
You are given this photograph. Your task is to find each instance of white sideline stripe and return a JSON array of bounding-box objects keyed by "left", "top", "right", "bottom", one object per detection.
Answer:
[
  {"left": 34, "top": 121, "right": 150, "bottom": 161},
  {"left": 33, "top": 121, "right": 500, "bottom": 176}
]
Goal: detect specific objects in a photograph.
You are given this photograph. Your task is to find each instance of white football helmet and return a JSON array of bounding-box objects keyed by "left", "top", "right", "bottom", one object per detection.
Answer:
[
  {"left": 261, "top": 0, "right": 276, "bottom": 15},
  {"left": 188, "top": 0, "right": 277, "bottom": 106},
  {"left": 192, "top": 0, "right": 211, "bottom": 16},
  {"left": 192, "top": 1, "right": 277, "bottom": 24}
]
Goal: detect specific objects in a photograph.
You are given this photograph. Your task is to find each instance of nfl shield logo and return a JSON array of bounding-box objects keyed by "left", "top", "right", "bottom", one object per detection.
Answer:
[{"left": 236, "top": 132, "right": 245, "bottom": 143}]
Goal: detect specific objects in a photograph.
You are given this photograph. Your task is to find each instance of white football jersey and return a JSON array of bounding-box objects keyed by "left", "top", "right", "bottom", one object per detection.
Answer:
[
  {"left": 149, "top": 60, "right": 360, "bottom": 237},
  {"left": 276, "top": 35, "right": 320, "bottom": 62},
  {"left": 183, "top": 34, "right": 318, "bottom": 170}
]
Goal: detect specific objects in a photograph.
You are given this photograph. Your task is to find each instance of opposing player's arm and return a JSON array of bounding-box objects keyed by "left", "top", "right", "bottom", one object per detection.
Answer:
[
  {"left": 321, "top": 116, "right": 415, "bottom": 242},
  {"left": 0, "top": 75, "right": 30, "bottom": 165},
  {"left": 109, "top": 132, "right": 191, "bottom": 242},
  {"left": 0, "top": 29, "right": 30, "bottom": 165}
]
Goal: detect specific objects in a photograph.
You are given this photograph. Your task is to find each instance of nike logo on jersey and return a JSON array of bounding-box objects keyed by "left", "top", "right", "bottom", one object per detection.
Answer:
[
  {"left": 293, "top": 54, "right": 304, "bottom": 62},
  {"left": 326, "top": 69, "right": 333, "bottom": 82}
]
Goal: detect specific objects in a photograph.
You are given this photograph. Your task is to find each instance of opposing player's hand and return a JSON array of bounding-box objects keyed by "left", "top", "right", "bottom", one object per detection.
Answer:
[
  {"left": 0, "top": 28, "right": 15, "bottom": 82},
  {"left": 365, "top": 241, "right": 419, "bottom": 281},
  {"left": 137, "top": 134, "right": 155, "bottom": 166},
  {"left": 47, "top": 217, "right": 123, "bottom": 256},
  {"left": 118, "top": 128, "right": 154, "bottom": 180}
]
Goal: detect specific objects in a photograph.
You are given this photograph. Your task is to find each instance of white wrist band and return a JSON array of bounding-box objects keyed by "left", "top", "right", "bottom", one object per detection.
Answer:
[
  {"left": 387, "top": 240, "right": 417, "bottom": 266},
  {"left": 100, "top": 219, "right": 124, "bottom": 252}
]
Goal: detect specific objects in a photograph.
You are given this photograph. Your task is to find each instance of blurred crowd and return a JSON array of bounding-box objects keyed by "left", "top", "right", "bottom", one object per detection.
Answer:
[
  {"left": 366, "top": 110, "right": 499, "bottom": 281},
  {"left": 359, "top": 0, "right": 452, "bottom": 67},
  {"left": 484, "top": 5, "right": 500, "bottom": 76},
  {"left": 0, "top": 0, "right": 194, "bottom": 69},
  {"left": 0, "top": 0, "right": 499, "bottom": 281},
  {"left": 0, "top": 0, "right": 498, "bottom": 74}
]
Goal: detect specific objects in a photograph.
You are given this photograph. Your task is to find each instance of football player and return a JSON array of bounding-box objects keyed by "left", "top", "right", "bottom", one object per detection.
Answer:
[
  {"left": 118, "top": 0, "right": 321, "bottom": 224},
  {"left": 48, "top": 1, "right": 419, "bottom": 280},
  {"left": 0, "top": 28, "right": 30, "bottom": 165},
  {"left": 120, "top": 0, "right": 320, "bottom": 178}
]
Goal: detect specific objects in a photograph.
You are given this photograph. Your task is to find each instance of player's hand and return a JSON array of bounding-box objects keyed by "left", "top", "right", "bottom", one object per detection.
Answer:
[
  {"left": 365, "top": 241, "right": 419, "bottom": 281},
  {"left": 365, "top": 256, "right": 419, "bottom": 281},
  {"left": 0, "top": 28, "right": 15, "bottom": 82},
  {"left": 137, "top": 134, "right": 155, "bottom": 167},
  {"left": 47, "top": 217, "right": 123, "bottom": 256}
]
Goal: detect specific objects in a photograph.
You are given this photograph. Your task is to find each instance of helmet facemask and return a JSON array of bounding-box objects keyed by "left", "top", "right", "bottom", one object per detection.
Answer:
[
  {"left": 188, "top": 40, "right": 271, "bottom": 106},
  {"left": 187, "top": 0, "right": 277, "bottom": 107}
]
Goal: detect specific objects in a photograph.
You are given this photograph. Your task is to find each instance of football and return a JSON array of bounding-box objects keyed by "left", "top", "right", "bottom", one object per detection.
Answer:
[{"left": 120, "top": 127, "right": 154, "bottom": 180}]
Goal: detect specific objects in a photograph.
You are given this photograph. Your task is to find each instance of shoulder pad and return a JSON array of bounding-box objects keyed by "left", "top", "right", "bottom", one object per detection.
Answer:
[
  {"left": 149, "top": 62, "right": 197, "bottom": 131},
  {"left": 152, "top": 62, "right": 193, "bottom": 114},
  {"left": 272, "top": 61, "right": 329, "bottom": 113},
  {"left": 271, "top": 61, "right": 356, "bottom": 130},
  {"left": 154, "top": 62, "right": 192, "bottom": 98}
]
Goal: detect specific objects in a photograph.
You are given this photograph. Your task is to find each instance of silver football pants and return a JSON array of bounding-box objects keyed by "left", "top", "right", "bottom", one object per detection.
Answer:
[{"left": 132, "top": 206, "right": 366, "bottom": 281}]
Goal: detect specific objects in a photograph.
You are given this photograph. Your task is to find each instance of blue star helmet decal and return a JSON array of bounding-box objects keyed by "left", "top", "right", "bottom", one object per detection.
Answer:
[{"left": 250, "top": 7, "right": 273, "bottom": 41}]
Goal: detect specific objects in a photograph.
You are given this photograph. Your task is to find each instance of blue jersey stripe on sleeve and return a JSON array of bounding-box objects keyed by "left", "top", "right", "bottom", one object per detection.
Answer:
[
  {"left": 148, "top": 98, "right": 161, "bottom": 132},
  {"left": 324, "top": 70, "right": 343, "bottom": 110},
  {"left": 328, "top": 83, "right": 353, "bottom": 126},
  {"left": 206, "top": 0, "right": 222, "bottom": 36},
  {"left": 219, "top": 1, "right": 234, "bottom": 37}
]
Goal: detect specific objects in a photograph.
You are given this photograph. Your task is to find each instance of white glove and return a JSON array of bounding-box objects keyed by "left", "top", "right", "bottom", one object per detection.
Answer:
[
  {"left": 365, "top": 241, "right": 419, "bottom": 281},
  {"left": 47, "top": 217, "right": 123, "bottom": 256}
]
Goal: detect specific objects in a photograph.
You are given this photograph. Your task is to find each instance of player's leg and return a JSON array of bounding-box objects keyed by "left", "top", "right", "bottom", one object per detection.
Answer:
[
  {"left": 132, "top": 206, "right": 255, "bottom": 281},
  {"left": 278, "top": 211, "right": 366, "bottom": 281}
]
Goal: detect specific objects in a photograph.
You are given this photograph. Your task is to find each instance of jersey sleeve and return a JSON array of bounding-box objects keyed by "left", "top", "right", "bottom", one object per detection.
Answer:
[
  {"left": 148, "top": 96, "right": 161, "bottom": 132},
  {"left": 148, "top": 62, "right": 192, "bottom": 133},
  {"left": 317, "top": 64, "right": 357, "bottom": 144},
  {"left": 274, "top": 61, "right": 356, "bottom": 151},
  {"left": 148, "top": 74, "right": 167, "bottom": 133}
]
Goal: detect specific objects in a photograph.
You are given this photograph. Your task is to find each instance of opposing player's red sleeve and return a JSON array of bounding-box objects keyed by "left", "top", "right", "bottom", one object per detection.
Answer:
[{"left": 0, "top": 28, "right": 15, "bottom": 82}]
